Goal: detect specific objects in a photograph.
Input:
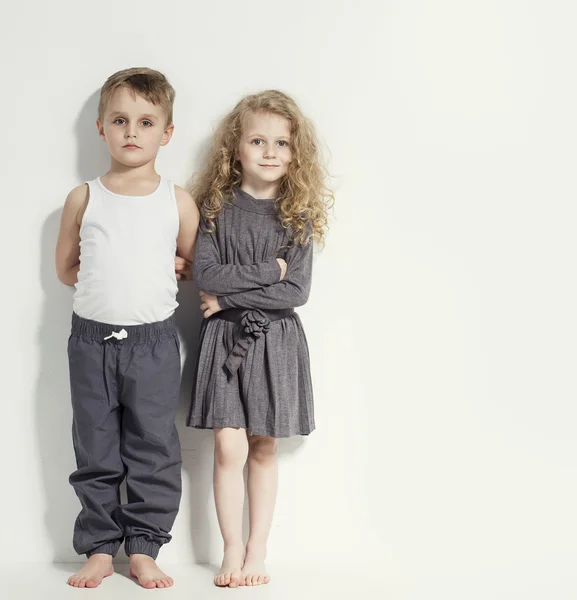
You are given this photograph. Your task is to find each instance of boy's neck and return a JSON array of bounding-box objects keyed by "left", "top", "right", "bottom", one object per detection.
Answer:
[
  {"left": 107, "top": 157, "right": 159, "bottom": 181},
  {"left": 101, "top": 159, "right": 161, "bottom": 195}
]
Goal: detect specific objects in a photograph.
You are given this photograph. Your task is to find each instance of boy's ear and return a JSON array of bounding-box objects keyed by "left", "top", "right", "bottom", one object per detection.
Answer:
[
  {"left": 96, "top": 119, "right": 105, "bottom": 141},
  {"left": 160, "top": 123, "right": 175, "bottom": 146}
]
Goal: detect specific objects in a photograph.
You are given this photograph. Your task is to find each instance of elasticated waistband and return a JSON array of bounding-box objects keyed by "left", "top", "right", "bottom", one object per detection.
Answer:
[{"left": 71, "top": 312, "right": 176, "bottom": 342}]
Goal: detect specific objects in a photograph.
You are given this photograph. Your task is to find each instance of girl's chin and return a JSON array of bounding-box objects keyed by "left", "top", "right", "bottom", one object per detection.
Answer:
[{"left": 253, "top": 171, "right": 285, "bottom": 183}]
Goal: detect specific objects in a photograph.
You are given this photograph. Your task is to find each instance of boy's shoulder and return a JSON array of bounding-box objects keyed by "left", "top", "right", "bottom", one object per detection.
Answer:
[
  {"left": 174, "top": 185, "right": 199, "bottom": 216},
  {"left": 173, "top": 184, "right": 193, "bottom": 202},
  {"left": 66, "top": 183, "right": 90, "bottom": 210},
  {"left": 64, "top": 184, "right": 90, "bottom": 225},
  {"left": 66, "top": 183, "right": 89, "bottom": 203}
]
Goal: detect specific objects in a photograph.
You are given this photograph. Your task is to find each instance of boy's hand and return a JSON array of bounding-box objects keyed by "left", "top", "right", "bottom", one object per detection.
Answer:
[
  {"left": 199, "top": 291, "right": 222, "bottom": 318},
  {"left": 175, "top": 256, "right": 192, "bottom": 280},
  {"left": 276, "top": 258, "right": 287, "bottom": 281}
]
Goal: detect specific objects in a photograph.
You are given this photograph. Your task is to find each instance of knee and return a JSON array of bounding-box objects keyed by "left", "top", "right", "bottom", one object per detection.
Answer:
[
  {"left": 214, "top": 432, "right": 248, "bottom": 469},
  {"left": 248, "top": 436, "right": 278, "bottom": 465}
]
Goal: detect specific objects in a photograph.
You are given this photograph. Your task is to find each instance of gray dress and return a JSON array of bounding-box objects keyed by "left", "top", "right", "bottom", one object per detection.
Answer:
[{"left": 186, "top": 188, "right": 315, "bottom": 438}]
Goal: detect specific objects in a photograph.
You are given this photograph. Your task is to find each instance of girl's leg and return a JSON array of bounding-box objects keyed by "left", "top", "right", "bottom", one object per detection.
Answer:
[
  {"left": 242, "top": 435, "right": 279, "bottom": 586},
  {"left": 213, "top": 427, "right": 249, "bottom": 587}
]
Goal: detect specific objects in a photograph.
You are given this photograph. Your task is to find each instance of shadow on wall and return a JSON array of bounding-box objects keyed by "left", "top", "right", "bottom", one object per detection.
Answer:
[
  {"left": 34, "top": 92, "right": 109, "bottom": 561},
  {"left": 174, "top": 281, "right": 213, "bottom": 563},
  {"left": 176, "top": 136, "right": 217, "bottom": 564},
  {"left": 75, "top": 91, "right": 110, "bottom": 180},
  {"left": 36, "top": 208, "right": 78, "bottom": 561}
]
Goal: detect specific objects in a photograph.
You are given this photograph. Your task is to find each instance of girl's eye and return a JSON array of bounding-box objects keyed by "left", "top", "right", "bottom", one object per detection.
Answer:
[
  {"left": 141, "top": 120, "right": 153, "bottom": 127},
  {"left": 251, "top": 139, "right": 264, "bottom": 145},
  {"left": 278, "top": 140, "right": 289, "bottom": 147}
]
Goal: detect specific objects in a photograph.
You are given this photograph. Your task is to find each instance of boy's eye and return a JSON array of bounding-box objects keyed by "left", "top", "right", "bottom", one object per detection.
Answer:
[
  {"left": 113, "top": 118, "right": 126, "bottom": 125},
  {"left": 141, "top": 120, "right": 153, "bottom": 127}
]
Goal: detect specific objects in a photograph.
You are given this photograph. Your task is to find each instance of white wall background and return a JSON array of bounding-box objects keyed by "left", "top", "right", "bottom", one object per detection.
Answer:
[{"left": 2, "top": 0, "right": 576, "bottom": 593}]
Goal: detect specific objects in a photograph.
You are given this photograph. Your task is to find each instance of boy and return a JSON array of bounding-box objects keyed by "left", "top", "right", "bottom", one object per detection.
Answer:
[{"left": 55, "top": 67, "right": 198, "bottom": 588}]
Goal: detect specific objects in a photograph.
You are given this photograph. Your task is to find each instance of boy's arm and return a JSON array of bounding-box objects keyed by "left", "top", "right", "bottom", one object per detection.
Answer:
[
  {"left": 175, "top": 186, "right": 200, "bottom": 270},
  {"left": 55, "top": 184, "right": 88, "bottom": 286}
]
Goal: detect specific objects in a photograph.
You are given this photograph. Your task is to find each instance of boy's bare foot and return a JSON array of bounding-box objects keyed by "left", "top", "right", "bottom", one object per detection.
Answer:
[
  {"left": 129, "top": 554, "right": 174, "bottom": 589},
  {"left": 67, "top": 553, "right": 114, "bottom": 588},
  {"left": 241, "top": 543, "right": 270, "bottom": 586},
  {"left": 214, "top": 544, "right": 245, "bottom": 588}
]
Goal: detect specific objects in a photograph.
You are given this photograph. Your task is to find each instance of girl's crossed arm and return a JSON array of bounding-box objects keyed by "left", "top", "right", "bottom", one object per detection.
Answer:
[
  {"left": 213, "top": 240, "right": 313, "bottom": 312},
  {"left": 193, "top": 224, "right": 285, "bottom": 295}
]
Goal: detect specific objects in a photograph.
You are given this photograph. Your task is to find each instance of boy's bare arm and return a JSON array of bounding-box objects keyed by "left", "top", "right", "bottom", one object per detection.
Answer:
[
  {"left": 175, "top": 186, "right": 199, "bottom": 280},
  {"left": 55, "top": 184, "right": 88, "bottom": 286}
]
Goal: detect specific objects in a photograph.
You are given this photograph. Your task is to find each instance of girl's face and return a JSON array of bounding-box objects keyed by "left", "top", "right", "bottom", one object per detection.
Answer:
[{"left": 238, "top": 111, "right": 292, "bottom": 191}]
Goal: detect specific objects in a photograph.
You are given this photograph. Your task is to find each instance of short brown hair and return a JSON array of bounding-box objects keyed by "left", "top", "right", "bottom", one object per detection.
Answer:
[{"left": 98, "top": 67, "right": 175, "bottom": 125}]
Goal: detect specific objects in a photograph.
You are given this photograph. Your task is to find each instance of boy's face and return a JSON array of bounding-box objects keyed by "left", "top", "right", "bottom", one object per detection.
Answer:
[
  {"left": 97, "top": 87, "right": 173, "bottom": 168},
  {"left": 238, "top": 111, "right": 292, "bottom": 189}
]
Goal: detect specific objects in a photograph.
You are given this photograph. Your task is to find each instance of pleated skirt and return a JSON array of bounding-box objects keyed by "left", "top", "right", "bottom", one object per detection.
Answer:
[{"left": 186, "top": 313, "right": 315, "bottom": 438}]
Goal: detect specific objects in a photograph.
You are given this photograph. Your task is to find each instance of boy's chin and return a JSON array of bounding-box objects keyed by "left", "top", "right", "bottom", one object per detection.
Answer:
[{"left": 112, "top": 154, "right": 154, "bottom": 168}]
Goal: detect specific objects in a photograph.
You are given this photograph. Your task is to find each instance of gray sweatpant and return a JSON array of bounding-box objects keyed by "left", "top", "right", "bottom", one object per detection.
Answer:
[{"left": 67, "top": 313, "right": 182, "bottom": 560}]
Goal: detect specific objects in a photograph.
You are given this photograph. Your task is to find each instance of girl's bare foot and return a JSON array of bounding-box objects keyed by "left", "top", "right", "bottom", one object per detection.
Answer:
[
  {"left": 241, "top": 543, "right": 270, "bottom": 586},
  {"left": 67, "top": 554, "right": 114, "bottom": 588},
  {"left": 214, "top": 544, "right": 245, "bottom": 588},
  {"left": 129, "top": 554, "right": 174, "bottom": 589}
]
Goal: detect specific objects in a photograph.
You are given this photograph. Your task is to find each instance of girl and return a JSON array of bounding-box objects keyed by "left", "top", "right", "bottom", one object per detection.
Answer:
[{"left": 186, "top": 90, "right": 332, "bottom": 587}]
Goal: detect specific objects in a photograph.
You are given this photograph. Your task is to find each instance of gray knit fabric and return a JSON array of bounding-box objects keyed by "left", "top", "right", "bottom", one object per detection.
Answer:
[{"left": 186, "top": 187, "right": 315, "bottom": 437}]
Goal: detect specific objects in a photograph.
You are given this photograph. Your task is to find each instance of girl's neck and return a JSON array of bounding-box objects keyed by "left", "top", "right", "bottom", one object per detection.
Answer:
[{"left": 240, "top": 176, "right": 279, "bottom": 200}]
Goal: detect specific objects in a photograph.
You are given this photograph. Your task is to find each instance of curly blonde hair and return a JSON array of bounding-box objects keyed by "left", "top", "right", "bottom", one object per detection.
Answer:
[{"left": 192, "top": 90, "right": 333, "bottom": 246}]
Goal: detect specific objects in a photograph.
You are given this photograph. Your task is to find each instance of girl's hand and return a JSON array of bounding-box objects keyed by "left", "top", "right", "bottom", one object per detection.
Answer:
[
  {"left": 199, "top": 291, "right": 222, "bottom": 318},
  {"left": 276, "top": 258, "right": 287, "bottom": 281},
  {"left": 175, "top": 256, "right": 192, "bottom": 280}
]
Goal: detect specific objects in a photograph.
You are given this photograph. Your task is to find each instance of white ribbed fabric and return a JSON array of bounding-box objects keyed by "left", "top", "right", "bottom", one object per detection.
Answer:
[{"left": 73, "top": 177, "right": 179, "bottom": 325}]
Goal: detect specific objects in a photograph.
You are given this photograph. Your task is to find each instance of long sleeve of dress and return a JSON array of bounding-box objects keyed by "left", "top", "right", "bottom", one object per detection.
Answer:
[
  {"left": 217, "top": 241, "right": 313, "bottom": 310},
  {"left": 193, "top": 226, "right": 282, "bottom": 295}
]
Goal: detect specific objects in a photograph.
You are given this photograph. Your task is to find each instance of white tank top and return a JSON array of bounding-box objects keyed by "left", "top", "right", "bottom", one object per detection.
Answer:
[{"left": 73, "top": 177, "right": 179, "bottom": 325}]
